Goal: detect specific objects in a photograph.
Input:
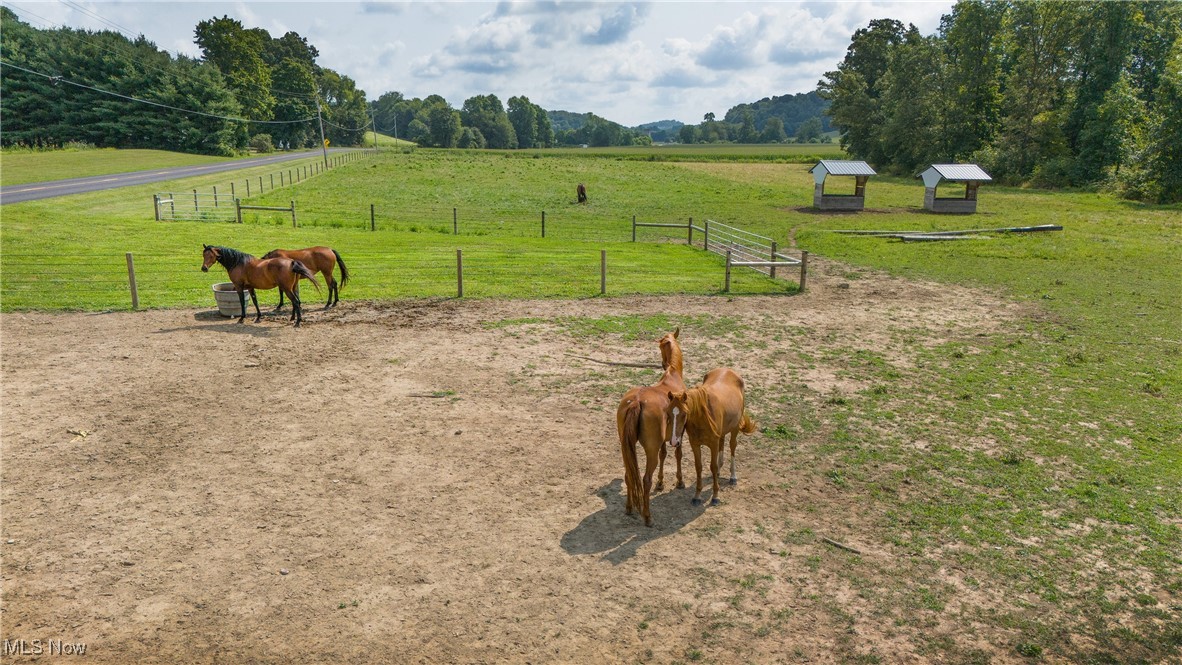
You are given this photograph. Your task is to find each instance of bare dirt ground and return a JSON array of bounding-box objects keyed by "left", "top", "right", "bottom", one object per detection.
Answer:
[{"left": 1, "top": 259, "right": 1033, "bottom": 664}]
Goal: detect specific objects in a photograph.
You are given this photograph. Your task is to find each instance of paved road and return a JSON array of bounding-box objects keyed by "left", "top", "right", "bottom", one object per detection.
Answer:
[{"left": 1, "top": 148, "right": 361, "bottom": 205}]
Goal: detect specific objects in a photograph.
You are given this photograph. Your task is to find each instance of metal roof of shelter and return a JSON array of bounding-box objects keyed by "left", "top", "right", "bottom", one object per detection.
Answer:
[
  {"left": 918, "top": 164, "right": 992, "bottom": 187},
  {"left": 809, "top": 160, "right": 877, "bottom": 177}
]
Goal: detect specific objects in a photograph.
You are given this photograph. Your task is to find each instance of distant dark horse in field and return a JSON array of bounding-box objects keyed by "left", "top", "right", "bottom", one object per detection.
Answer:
[
  {"left": 577, "top": 183, "right": 587, "bottom": 203},
  {"left": 261, "top": 246, "right": 348, "bottom": 309},
  {"left": 615, "top": 328, "right": 687, "bottom": 526},
  {"left": 201, "top": 244, "right": 319, "bottom": 327}
]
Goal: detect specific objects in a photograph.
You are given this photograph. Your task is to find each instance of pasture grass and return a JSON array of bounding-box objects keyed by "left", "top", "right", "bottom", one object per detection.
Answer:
[
  {"left": 1, "top": 145, "right": 1179, "bottom": 661},
  {"left": 0, "top": 147, "right": 253, "bottom": 186}
]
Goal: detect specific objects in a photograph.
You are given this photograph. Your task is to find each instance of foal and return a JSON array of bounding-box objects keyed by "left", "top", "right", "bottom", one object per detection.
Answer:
[
  {"left": 615, "top": 328, "right": 686, "bottom": 526},
  {"left": 668, "top": 368, "right": 756, "bottom": 506}
]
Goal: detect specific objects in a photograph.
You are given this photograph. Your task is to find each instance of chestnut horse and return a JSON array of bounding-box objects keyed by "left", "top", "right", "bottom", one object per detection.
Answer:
[
  {"left": 615, "top": 328, "right": 686, "bottom": 526},
  {"left": 668, "top": 367, "right": 757, "bottom": 506},
  {"left": 201, "top": 244, "right": 319, "bottom": 327},
  {"left": 261, "top": 246, "right": 348, "bottom": 309},
  {"left": 577, "top": 183, "right": 588, "bottom": 203}
]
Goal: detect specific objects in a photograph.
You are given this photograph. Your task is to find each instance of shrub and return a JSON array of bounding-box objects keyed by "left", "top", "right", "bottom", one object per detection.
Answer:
[{"left": 250, "top": 134, "right": 275, "bottom": 154}]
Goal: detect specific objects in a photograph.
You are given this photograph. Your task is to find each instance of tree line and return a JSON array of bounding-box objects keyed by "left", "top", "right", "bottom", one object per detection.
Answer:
[
  {"left": 819, "top": 0, "right": 1182, "bottom": 203},
  {"left": 677, "top": 92, "right": 833, "bottom": 145},
  {"left": 370, "top": 94, "right": 662, "bottom": 149},
  {"left": 0, "top": 9, "right": 370, "bottom": 155}
]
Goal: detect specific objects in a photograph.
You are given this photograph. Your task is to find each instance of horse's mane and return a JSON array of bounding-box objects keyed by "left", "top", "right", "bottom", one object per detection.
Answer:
[
  {"left": 214, "top": 246, "right": 253, "bottom": 269},
  {"left": 660, "top": 336, "right": 683, "bottom": 376},
  {"left": 261, "top": 249, "right": 282, "bottom": 260},
  {"left": 682, "top": 386, "right": 718, "bottom": 440}
]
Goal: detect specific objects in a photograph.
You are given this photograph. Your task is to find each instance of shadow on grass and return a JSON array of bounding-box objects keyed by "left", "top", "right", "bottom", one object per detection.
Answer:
[{"left": 560, "top": 478, "right": 707, "bottom": 565}]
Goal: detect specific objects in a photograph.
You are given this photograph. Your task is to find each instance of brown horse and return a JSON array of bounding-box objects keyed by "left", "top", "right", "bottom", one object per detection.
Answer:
[
  {"left": 201, "top": 244, "right": 320, "bottom": 326},
  {"left": 577, "top": 183, "right": 588, "bottom": 203},
  {"left": 615, "top": 328, "right": 686, "bottom": 526},
  {"left": 261, "top": 246, "right": 348, "bottom": 309},
  {"left": 668, "top": 367, "right": 757, "bottom": 506}
]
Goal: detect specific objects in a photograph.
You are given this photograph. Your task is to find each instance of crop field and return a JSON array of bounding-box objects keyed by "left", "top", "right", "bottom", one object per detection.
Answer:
[{"left": 1, "top": 146, "right": 1179, "bottom": 663}]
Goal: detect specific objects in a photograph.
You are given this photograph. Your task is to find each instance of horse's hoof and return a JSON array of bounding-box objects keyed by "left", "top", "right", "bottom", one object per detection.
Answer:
[
  {"left": 710, "top": 497, "right": 721, "bottom": 506},
  {"left": 691, "top": 498, "right": 702, "bottom": 506},
  {"left": 655, "top": 482, "right": 664, "bottom": 492},
  {"left": 676, "top": 482, "right": 685, "bottom": 489},
  {"left": 729, "top": 478, "right": 738, "bottom": 486}
]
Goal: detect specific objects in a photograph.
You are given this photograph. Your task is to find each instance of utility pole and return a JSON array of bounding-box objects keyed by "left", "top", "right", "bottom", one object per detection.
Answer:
[
  {"left": 316, "top": 100, "right": 329, "bottom": 168},
  {"left": 370, "top": 107, "right": 378, "bottom": 150}
]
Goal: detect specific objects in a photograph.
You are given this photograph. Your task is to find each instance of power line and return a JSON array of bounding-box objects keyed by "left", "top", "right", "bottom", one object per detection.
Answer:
[
  {"left": 4, "top": 2, "right": 320, "bottom": 102},
  {"left": 0, "top": 60, "right": 317, "bottom": 125}
]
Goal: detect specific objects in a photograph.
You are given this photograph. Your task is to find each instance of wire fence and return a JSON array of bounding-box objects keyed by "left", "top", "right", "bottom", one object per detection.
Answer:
[
  {"left": 154, "top": 150, "right": 371, "bottom": 222},
  {"left": 1, "top": 242, "right": 799, "bottom": 312}
]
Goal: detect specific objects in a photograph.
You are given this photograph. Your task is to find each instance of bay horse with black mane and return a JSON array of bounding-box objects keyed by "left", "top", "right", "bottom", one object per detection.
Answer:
[
  {"left": 261, "top": 246, "right": 348, "bottom": 309},
  {"left": 668, "top": 367, "right": 757, "bottom": 507},
  {"left": 201, "top": 244, "right": 319, "bottom": 327},
  {"left": 615, "top": 328, "right": 687, "bottom": 527}
]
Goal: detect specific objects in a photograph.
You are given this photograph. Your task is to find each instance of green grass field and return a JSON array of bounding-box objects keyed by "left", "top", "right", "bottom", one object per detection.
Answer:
[
  {"left": 0, "top": 147, "right": 254, "bottom": 186},
  {"left": 1, "top": 146, "right": 1179, "bottom": 661}
]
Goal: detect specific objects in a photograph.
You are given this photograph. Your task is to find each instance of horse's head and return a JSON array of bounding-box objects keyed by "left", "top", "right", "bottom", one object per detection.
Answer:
[
  {"left": 666, "top": 389, "right": 691, "bottom": 447},
  {"left": 201, "top": 244, "right": 220, "bottom": 272},
  {"left": 668, "top": 387, "right": 716, "bottom": 441},
  {"left": 657, "top": 327, "right": 683, "bottom": 374}
]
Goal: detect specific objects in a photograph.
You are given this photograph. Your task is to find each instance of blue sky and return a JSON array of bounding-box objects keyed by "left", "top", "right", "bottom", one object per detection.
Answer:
[{"left": 6, "top": 1, "right": 955, "bottom": 127}]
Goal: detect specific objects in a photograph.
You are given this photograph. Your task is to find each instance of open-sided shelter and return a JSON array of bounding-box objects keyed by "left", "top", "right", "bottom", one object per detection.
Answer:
[
  {"left": 808, "top": 160, "right": 877, "bottom": 211},
  {"left": 918, "top": 164, "right": 991, "bottom": 213}
]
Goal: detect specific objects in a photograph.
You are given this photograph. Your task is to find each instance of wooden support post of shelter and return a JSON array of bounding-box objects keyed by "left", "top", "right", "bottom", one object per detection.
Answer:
[
  {"left": 809, "top": 160, "right": 877, "bottom": 211},
  {"left": 800, "top": 251, "right": 809, "bottom": 291},
  {"left": 918, "top": 164, "right": 992, "bottom": 213}
]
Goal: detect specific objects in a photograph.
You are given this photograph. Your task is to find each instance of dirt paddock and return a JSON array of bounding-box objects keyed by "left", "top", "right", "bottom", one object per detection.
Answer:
[{"left": 1, "top": 261, "right": 1030, "bottom": 663}]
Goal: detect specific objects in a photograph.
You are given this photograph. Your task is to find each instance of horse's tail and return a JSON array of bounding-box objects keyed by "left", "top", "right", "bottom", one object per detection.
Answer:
[
  {"left": 291, "top": 260, "right": 322, "bottom": 292},
  {"left": 619, "top": 399, "right": 643, "bottom": 497},
  {"left": 739, "top": 411, "right": 757, "bottom": 434},
  {"left": 332, "top": 248, "right": 349, "bottom": 290}
]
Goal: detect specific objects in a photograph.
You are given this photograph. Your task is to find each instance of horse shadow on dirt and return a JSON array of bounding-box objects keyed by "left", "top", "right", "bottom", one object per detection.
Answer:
[
  {"left": 561, "top": 478, "right": 707, "bottom": 565},
  {"left": 151, "top": 310, "right": 280, "bottom": 337}
]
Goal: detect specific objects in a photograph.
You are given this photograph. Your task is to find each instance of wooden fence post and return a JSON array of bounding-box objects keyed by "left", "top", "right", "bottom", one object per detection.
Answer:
[
  {"left": 153, "top": 194, "right": 160, "bottom": 221},
  {"left": 370, "top": 203, "right": 375, "bottom": 231},
  {"left": 688, "top": 217, "right": 693, "bottom": 245},
  {"left": 271, "top": 174, "right": 274, "bottom": 190},
  {"left": 799, "top": 250, "right": 809, "bottom": 292},
  {"left": 770, "top": 240, "right": 778, "bottom": 280},
  {"left": 291, "top": 200, "right": 297, "bottom": 228},
  {"left": 600, "top": 250, "right": 606, "bottom": 295},
  {"left": 235, "top": 198, "right": 242, "bottom": 224},
  {"left": 125, "top": 252, "right": 139, "bottom": 310},
  {"left": 456, "top": 249, "right": 464, "bottom": 298},
  {"left": 193, "top": 189, "right": 199, "bottom": 214},
  {"left": 453, "top": 208, "right": 458, "bottom": 235},
  {"left": 246, "top": 179, "right": 251, "bottom": 196},
  {"left": 231, "top": 182, "right": 236, "bottom": 200},
  {"left": 724, "top": 249, "right": 732, "bottom": 293},
  {"left": 259, "top": 176, "right": 263, "bottom": 192},
  {"left": 632, "top": 215, "right": 637, "bottom": 242},
  {"left": 541, "top": 210, "right": 546, "bottom": 238},
  {"left": 704, "top": 220, "right": 710, "bottom": 252},
  {"left": 213, "top": 185, "right": 218, "bottom": 207}
]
